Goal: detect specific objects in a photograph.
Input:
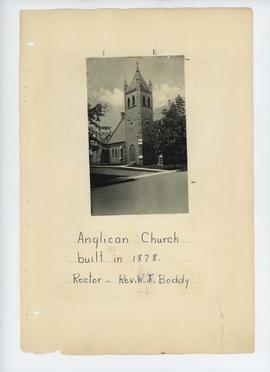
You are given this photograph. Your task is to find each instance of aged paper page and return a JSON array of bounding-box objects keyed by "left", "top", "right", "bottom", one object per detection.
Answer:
[{"left": 21, "top": 8, "right": 253, "bottom": 354}]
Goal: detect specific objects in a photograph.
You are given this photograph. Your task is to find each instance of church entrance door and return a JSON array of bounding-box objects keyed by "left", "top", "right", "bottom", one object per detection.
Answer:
[
  {"left": 129, "top": 144, "right": 136, "bottom": 162},
  {"left": 100, "top": 149, "right": 110, "bottom": 163}
]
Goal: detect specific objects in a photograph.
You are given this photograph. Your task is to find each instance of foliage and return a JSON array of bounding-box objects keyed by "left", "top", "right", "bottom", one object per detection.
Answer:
[
  {"left": 153, "top": 95, "right": 187, "bottom": 167},
  {"left": 88, "top": 102, "right": 111, "bottom": 154}
]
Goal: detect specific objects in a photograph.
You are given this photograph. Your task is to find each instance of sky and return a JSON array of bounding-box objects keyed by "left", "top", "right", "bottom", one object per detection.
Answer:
[{"left": 86, "top": 56, "right": 185, "bottom": 130}]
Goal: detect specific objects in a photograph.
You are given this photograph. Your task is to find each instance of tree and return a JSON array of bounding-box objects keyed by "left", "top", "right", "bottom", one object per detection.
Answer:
[
  {"left": 88, "top": 102, "right": 111, "bottom": 156},
  {"left": 154, "top": 95, "right": 187, "bottom": 168}
]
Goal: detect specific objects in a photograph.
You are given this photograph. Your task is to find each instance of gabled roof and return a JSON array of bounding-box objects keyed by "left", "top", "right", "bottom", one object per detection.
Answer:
[
  {"left": 126, "top": 63, "right": 150, "bottom": 93},
  {"left": 107, "top": 117, "right": 126, "bottom": 145}
]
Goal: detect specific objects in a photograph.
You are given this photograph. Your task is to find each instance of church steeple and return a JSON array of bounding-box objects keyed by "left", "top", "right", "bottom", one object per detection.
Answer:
[
  {"left": 125, "top": 62, "right": 151, "bottom": 93},
  {"left": 124, "top": 61, "right": 154, "bottom": 165}
]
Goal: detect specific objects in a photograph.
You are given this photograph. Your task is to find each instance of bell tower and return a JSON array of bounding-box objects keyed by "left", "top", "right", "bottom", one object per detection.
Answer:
[{"left": 124, "top": 62, "right": 153, "bottom": 165}]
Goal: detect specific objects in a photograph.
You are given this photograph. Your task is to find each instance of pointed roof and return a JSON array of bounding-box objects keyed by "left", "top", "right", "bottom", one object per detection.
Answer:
[
  {"left": 126, "top": 62, "right": 150, "bottom": 93},
  {"left": 107, "top": 116, "right": 126, "bottom": 145}
]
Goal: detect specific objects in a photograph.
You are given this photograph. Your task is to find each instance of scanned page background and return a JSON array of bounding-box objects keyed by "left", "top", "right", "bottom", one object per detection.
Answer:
[{"left": 20, "top": 9, "right": 253, "bottom": 354}]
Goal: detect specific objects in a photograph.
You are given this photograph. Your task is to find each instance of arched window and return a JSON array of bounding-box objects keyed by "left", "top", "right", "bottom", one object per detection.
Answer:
[
  {"left": 143, "top": 95, "right": 146, "bottom": 106},
  {"left": 129, "top": 144, "right": 136, "bottom": 162},
  {"left": 146, "top": 121, "right": 149, "bottom": 125},
  {"left": 132, "top": 95, "right": 135, "bottom": 106},
  {"left": 148, "top": 96, "right": 151, "bottom": 107},
  {"left": 127, "top": 97, "right": 130, "bottom": 108}
]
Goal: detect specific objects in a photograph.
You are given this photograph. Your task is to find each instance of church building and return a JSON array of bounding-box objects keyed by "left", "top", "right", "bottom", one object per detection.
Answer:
[{"left": 104, "top": 63, "right": 156, "bottom": 165}]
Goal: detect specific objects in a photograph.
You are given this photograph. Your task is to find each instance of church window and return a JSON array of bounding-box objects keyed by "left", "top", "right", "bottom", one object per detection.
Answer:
[
  {"left": 148, "top": 96, "right": 151, "bottom": 107},
  {"left": 115, "top": 148, "right": 118, "bottom": 157},
  {"left": 127, "top": 97, "right": 130, "bottom": 108},
  {"left": 146, "top": 121, "right": 149, "bottom": 125},
  {"left": 130, "top": 121, "right": 133, "bottom": 125},
  {"left": 132, "top": 95, "right": 135, "bottom": 106},
  {"left": 112, "top": 148, "right": 115, "bottom": 157},
  {"left": 129, "top": 144, "right": 136, "bottom": 162},
  {"left": 143, "top": 95, "right": 146, "bottom": 106}
]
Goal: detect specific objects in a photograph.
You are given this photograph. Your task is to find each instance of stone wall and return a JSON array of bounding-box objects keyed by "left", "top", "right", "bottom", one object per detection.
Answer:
[
  {"left": 107, "top": 142, "right": 126, "bottom": 164},
  {"left": 125, "top": 90, "right": 142, "bottom": 164},
  {"left": 125, "top": 88, "right": 154, "bottom": 165},
  {"left": 141, "top": 101, "right": 155, "bottom": 165}
]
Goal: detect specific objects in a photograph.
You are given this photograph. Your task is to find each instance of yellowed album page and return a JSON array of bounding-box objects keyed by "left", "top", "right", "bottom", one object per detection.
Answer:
[{"left": 21, "top": 8, "right": 253, "bottom": 354}]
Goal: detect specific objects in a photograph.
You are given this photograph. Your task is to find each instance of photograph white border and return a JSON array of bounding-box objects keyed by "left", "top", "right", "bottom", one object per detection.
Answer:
[{"left": 1, "top": 1, "right": 270, "bottom": 371}]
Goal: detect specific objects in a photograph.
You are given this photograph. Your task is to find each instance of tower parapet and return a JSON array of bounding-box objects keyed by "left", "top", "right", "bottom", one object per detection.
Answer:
[
  {"left": 148, "top": 79, "right": 152, "bottom": 92},
  {"left": 124, "top": 79, "right": 128, "bottom": 92}
]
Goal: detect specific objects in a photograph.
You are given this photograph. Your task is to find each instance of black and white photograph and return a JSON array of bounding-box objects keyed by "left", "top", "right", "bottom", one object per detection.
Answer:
[{"left": 87, "top": 56, "right": 188, "bottom": 216}]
